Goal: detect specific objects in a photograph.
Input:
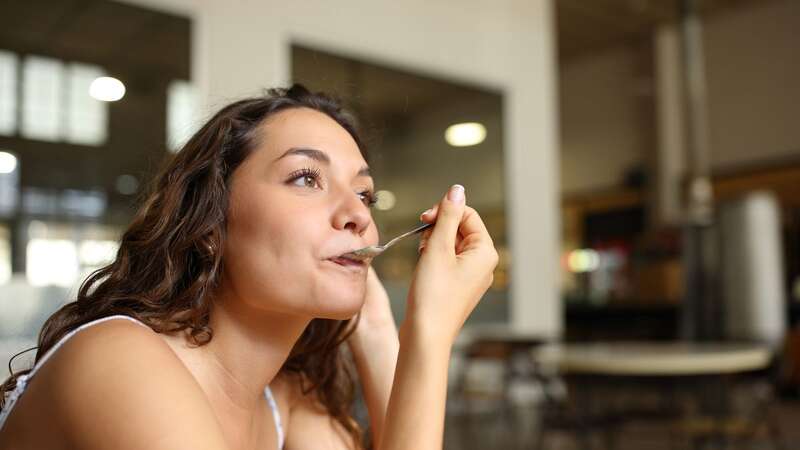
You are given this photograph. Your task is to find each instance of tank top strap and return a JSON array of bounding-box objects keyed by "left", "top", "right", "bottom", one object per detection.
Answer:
[{"left": 264, "top": 385, "right": 285, "bottom": 450}]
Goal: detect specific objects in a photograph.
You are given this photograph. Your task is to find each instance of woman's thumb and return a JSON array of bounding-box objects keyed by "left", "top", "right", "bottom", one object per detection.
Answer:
[{"left": 426, "top": 184, "right": 465, "bottom": 254}]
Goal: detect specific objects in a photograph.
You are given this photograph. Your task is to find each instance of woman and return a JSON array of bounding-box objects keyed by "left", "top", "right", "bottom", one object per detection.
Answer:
[{"left": 0, "top": 85, "right": 498, "bottom": 450}]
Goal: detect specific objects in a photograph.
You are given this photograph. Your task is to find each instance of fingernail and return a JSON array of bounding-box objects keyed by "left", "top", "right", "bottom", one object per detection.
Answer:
[
  {"left": 420, "top": 209, "right": 432, "bottom": 220},
  {"left": 448, "top": 184, "right": 465, "bottom": 203}
]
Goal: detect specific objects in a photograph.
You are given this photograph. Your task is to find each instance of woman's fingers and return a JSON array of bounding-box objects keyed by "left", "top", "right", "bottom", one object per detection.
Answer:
[
  {"left": 418, "top": 204, "right": 492, "bottom": 260},
  {"left": 454, "top": 207, "right": 494, "bottom": 255},
  {"left": 420, "top": 205, "right": 438, "bottom": 223},
  {"left": 418, "top": 207, "right": 436, "bottom": 254},
  {"left": 424, "top": 185, "right": 465, "bottom": 255},
  {"left": 418, "top": 228, "right": 432, "bottom": 255}
]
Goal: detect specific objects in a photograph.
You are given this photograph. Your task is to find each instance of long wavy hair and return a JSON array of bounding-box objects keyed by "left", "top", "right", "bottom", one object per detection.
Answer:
[{"left": 1, "top": 84, "right": 365, "bottom": 447}]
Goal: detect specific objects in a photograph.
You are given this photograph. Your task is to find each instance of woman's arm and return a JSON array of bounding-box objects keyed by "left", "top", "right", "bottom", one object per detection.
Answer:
[{"left": 378, "top": 186, "right": 498, "bottom": 450}]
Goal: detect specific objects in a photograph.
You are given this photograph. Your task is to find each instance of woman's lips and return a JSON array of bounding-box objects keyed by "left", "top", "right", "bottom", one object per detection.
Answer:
[{"left": 329, "top": 256, "right": 365, "bottom": 267}]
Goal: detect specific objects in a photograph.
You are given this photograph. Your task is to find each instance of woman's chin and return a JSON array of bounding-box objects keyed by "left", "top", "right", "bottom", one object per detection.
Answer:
[
  {"left": 306, "top": 274, "right": 366, "bottom": 319},
  {"left": 319, "top": 310, "right": 359, "bottom": 321},
  {"left": 312, "top": 296, "right": 365, "bottom": 320}
]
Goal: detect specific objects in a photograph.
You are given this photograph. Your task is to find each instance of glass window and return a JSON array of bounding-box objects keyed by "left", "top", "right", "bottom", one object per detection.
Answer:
[
  {"left": 0, "top": 50, "right": 17, "bottom": 136},
  {"left": 66, "top": 63, "right": 108, "bottom": 145},
  {"left": 26, "top": 238, "right": 78, "bottom": 287},
  {"left": 21, "top": 56, "right": 63, "bottom": 141},
  {"left": 167, "top": 80, "right": 198, "bottom": 153},
  {"left": 24, "top": 221, "right": 119, "bottom": 289},
  {"left": 0, "top": 150, "right": 19, "bottom": 217},
  {"left": 0, "top": 225, "right": 10, "bottom": 285}
]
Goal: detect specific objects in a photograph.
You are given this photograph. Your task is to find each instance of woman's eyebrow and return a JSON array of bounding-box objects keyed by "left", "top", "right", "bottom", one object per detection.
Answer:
[{"left": 275, "top": 147, "right": 371, "bottom": 177}]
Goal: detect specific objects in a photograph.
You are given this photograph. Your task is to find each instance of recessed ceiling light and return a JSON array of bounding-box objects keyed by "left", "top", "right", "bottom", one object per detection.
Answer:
[
  {"left": 89, "top": 76, "right": 126, "bottom": 102},
  {"left": 375, "top": 190, "right": 396, "bottom": 211},
  {"left": 0, "top": 151, "right": 17, "bottom": 174},
  {"left": 445, "top": 122, "right": 486, "bottom": 147},
  {"left": 115, "top": 174, "right": 139, "bottom": 195}
]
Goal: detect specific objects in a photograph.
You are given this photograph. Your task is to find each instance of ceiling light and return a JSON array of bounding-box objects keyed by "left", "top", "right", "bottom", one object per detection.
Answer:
[
  {"left": 115, "top": 174, "right": 139, "bottom": 195},
  {"left": 445, "top": 122, "right": 486, "bottom": 147},
  {"left": 89, "top": 76, "right": 126, "bottom": 102},
  {"left": 375, "top": 190, "right": 396, "bottom": 211},
  {"left": 0, "top": 151, "right": 17, "bottom": 174}
]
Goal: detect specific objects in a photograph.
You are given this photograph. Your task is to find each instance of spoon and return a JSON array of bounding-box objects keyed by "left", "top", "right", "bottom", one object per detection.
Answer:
[{"left": 342, "top": 222, "right": 433, "bottom": 261}]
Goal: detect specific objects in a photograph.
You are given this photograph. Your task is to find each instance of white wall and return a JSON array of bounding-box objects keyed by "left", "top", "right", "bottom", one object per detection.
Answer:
[
  {"left": 560, "top": 0, "right": 800, "bottom": 194},
  {"left": 705, "top": 0, "right": 800, "bottom": 170},
  {"left": 117, "top": 0, "right": 562, "bottom": 337},
  {"left": 560, "top": 44, "right": 650, "bottom": 194}
]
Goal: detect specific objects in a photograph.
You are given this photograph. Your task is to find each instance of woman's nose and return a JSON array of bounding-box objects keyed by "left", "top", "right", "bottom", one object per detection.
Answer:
[{"left": 332, "top": 188, "right": 372, "bottom": 236}]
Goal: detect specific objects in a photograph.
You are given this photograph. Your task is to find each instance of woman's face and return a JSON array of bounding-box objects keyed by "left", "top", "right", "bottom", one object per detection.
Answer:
[{"left": 220, "top": 107, "right": 379, "bottom": 320}]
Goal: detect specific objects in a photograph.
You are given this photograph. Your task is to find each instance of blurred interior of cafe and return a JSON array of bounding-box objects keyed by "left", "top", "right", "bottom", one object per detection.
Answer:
[{"left": 0, "top": 0, "right": 798, "bottom": 448}]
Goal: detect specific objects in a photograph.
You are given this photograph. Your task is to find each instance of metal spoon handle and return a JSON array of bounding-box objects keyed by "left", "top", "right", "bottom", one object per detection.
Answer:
[{"left": 382, "top": 222, "right": 433, "bottom": 250}]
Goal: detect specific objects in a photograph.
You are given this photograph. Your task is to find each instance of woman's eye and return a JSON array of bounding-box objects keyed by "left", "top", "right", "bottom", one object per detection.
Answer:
[
  {"left": 360, "top": 191, "right": 378, "bottom": 208},
  {"left": 290, "top": 172, "right": 320, "bottom": 189},
  {"left": 300, "top": 175, "right": 318, "bottom": 188}
]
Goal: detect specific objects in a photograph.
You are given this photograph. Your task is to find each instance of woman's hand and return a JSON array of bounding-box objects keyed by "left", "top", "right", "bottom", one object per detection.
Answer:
[{"left": 404, "top": 184, "right": 499, "bottom": 346}]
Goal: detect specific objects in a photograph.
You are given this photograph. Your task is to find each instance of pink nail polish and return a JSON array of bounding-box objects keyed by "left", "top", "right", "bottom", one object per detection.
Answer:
[{"left": 448, "top": 184, "right": 465, "bottom": 203}]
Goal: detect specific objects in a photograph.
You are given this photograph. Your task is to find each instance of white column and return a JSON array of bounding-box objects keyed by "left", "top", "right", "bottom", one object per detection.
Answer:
[{"left": 653, "top": 24, "right": 687, "bottom": 227}]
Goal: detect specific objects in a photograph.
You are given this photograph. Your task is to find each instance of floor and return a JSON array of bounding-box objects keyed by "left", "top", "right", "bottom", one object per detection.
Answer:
[{"left": 442, "top": 396, "right": 800, "bottom": 450}]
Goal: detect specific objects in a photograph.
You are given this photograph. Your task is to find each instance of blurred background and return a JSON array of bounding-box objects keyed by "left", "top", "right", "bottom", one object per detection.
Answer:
[{"left": 0, "top": 0, "right": 798, "bottom": 448}]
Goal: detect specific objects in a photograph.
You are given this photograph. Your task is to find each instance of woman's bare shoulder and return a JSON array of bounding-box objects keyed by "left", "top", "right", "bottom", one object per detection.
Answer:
[
  {"left": 32, "top": 318, "right": 230, "bottom": 450},
  {"left": 47, "top": 317, "right": 186, "bottom": 382}
]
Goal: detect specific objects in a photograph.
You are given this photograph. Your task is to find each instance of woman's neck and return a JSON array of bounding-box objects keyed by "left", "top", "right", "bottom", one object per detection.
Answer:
[{"left": 169, "top": 292, "right": 310, "bottom": 414}]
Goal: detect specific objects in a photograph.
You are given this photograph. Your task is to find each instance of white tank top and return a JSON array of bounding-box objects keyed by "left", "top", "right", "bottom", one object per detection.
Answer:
[{"left": 0, "top": 315, "right": 285, "bottom": 449}]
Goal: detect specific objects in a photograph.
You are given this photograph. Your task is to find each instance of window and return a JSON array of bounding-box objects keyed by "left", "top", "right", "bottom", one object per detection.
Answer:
[
  {"left": 26, "top": 238, "right": 79, "bottom": 287},
  {"left": 0, "top": 150, "right": 19, "bottom": 217},
  {"left": 167, "top": 80, "right": 198, "bottom": 153},
  {"left": 0, "top": 51, "right": 17, "bottom": 136},
  {"left": 66, "top": 63, "right": 107, "bottom": 145},
  {"left": 25, "top": 221, "right": 119, "bottom": 288},
  {"left": 21, "top": 56, "right": 63, "bottom": 141},
  {"left": 21, "top": 187, "right": 106, "bottom": 218},
  {"left": 2, "top": 50, "right": 109, "bottom": 145},
  {"left": 0, "top": 226, "right": 10, "bottom": 285}
]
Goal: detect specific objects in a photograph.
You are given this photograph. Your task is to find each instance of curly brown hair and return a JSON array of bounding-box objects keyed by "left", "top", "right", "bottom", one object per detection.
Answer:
[{"left": 1, "top": 84, "right": 366, "bottom": 448}]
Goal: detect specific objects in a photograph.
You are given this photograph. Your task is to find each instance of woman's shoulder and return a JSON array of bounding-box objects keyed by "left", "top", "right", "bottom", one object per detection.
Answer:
[
  {"left": 22, "top": 318, "right": 230, "bottom": 450},
  {"left": 39, "top": 317, "right": 181, "bottom": 387}
]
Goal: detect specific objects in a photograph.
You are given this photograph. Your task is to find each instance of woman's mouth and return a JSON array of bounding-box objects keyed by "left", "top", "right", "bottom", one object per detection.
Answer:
[{"left": 328, "top": 255, "right": 366, "bottom": 269}]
